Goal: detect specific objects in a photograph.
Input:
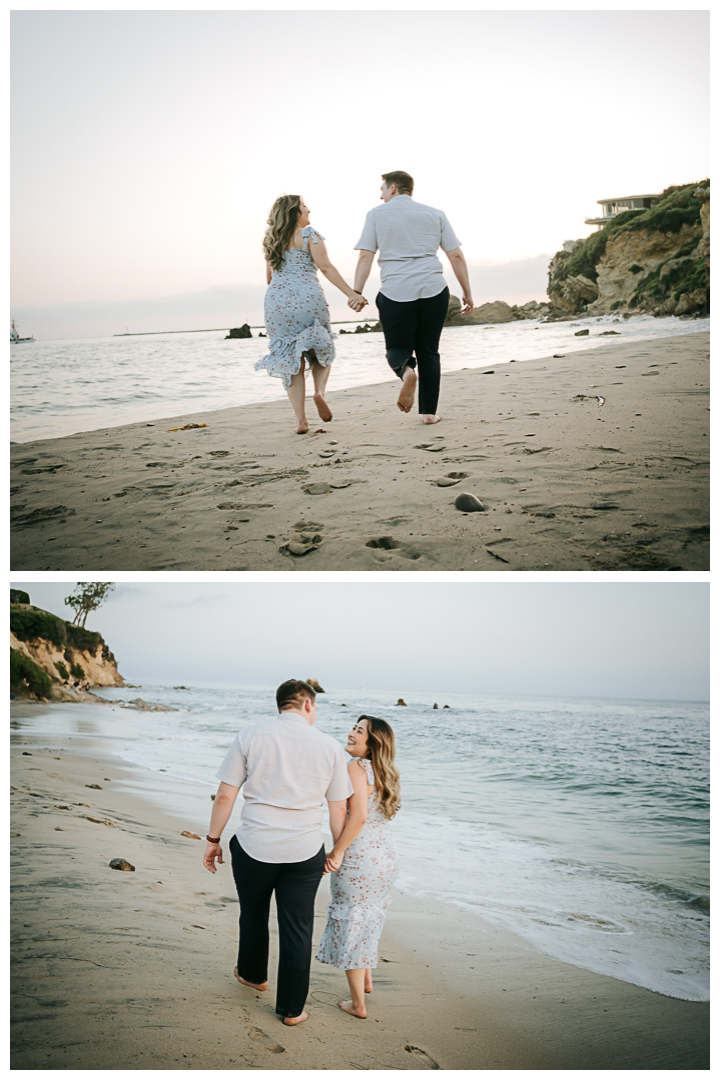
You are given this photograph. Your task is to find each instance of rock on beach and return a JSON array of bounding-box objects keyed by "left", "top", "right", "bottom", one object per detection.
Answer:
[{"left": 454, "top": 492, "right": 485, "bottom": 513}]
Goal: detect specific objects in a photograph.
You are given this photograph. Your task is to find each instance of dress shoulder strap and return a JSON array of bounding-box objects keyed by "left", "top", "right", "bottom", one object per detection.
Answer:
[
  {"left": 360, "top": 757, "right": 374, "bottom": 785},
  {"left": 301, "top": 225, "right": 325, "bottom": 250}
]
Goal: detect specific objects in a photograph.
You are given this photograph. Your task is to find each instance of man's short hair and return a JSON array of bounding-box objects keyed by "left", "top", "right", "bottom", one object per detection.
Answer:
[
  {"left": 382, "top": 170, "right": 414, "bottom": 195},
  {"left": 276, "top": 679, "right": 317, "bottom": 712}
]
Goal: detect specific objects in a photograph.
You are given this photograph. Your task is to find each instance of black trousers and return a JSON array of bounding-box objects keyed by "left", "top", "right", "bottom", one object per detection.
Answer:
[
  {"left": 376, "top": 286, "right": 449, "bottom": 415},
  {"left": 229, "top": 835, "right": 325, "bottom": 1018}
]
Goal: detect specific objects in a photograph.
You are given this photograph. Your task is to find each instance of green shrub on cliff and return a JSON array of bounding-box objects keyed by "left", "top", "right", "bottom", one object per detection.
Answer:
[
  {"left": 10, "top": 607, "right": 104, "bottom": 653},
  {"left": 10, "top": 589, "right": 30, "bottom": 605},
  {"left": 672, "top": 235, "right": 702, "bottom": 260},
  {"left": 70, "top": 662, "right": 85, "bottom": 680},
  {"left": 56, "top": 661, "right": 69, "bottom": 681},
  {"left": 10, "top": 647, "right": 53, "bottom": 698},
  {"left": 630, "top": 256, "right": 707, "bottom": 307},
  {"left": 622, "top": 182, "right": 704, "bottom": 237}
]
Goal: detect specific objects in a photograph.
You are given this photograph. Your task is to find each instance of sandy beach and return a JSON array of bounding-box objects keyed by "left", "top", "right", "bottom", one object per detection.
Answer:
[
  {"left": 11, "top": 706, "right": 709, "bottom": 1070},
  {"left": 10, "top": 330, "right": 709, "bottom": 572}
]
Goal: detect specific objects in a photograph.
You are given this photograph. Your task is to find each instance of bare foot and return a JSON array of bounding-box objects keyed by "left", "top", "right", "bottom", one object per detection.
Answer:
[
  {"left": 313, "top": 392, "right": 333, "bottom": 422},
  {"left": 295, "top": 420, "right": 309, "bottom": 434},
  {"left": 422, "top": 414, "right": 442, "bottom": 425},
  {"left": 282, "top": 1011, "right": 309, "bottom": 1026},
  {"left": 338, "top": 999, "right": 367, "bottom": 1019},
  {"left": 234, "top": 967, "right": 268, "bottom": 992},
  {"left": 397, "top": 369, "right": 417, "bottom": 413},
  {"left": 364, "top": 972, "right": 373, "bottom": 994}
]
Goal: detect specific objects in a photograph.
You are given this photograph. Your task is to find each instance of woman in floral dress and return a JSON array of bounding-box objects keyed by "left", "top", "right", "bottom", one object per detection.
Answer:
[
  {"left": 257, "top": 195, "right": 368, "bottom": 433},
  {"left": 316, "top": 716, "right": 400, "bottom": 1019}
]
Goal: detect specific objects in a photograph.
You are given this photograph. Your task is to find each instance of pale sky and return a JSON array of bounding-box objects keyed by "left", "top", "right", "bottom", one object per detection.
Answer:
[
  {"left": 11, "top": 582, "right": 709, "bottom": 702},
  {"left": 11, "top": 9, "right": 709, "bottom": 337}
]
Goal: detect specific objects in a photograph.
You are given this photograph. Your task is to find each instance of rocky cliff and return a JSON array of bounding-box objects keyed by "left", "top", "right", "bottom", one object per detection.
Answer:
[
  {"left": 546, "top": 180, "right": 709, "bottom": 319},
  {"left": 10, "top": 596, "right": 125, "bottom": 702}
]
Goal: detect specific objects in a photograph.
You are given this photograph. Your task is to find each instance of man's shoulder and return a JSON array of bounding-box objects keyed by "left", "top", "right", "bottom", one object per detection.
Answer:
[
  {"left": 309, "top": 725, "right": 345, "bottom": 752},
  {"left": 237, "top": 716, "right": 282, "bottom": 740},
  {"left": 409, "top": 199, "right": 445, "bottom": 216},
  {"left": 378, "top": 198, "right": 447, "bottom": 221}
]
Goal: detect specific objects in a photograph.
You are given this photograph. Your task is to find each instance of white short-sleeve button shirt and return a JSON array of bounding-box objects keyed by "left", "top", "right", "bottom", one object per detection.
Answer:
[
  {"left": 215, "top": 710, "right": 353, "bottom": 863},
  {"left": 355, "top": 194, "right": 461, "bottom": 302}
]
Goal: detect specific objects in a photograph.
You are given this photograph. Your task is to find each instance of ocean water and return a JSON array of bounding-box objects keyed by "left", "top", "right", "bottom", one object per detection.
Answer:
[
  {"left": 10, "top": 313, "right": 709, "bottom": 443},
  {"left": 12, "top": 684, "right": 709, "bottom": 1001}
]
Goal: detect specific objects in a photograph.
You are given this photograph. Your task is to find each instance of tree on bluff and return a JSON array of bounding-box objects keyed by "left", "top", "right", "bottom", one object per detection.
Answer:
[{"left": 64, "top": 583, "right": 115, "bottom": 628}]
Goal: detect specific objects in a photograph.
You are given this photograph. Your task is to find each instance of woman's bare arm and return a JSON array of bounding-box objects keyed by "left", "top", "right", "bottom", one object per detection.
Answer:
[
  {"left": 328, "top": 799, "right": 348, "bottom": 846},
  {"left": 325, "top": 760, "right": 370, "bottom": 872},
  {"left": 266, "top": 261, "right": 272, "bottom": 285},
  {"left": 308, "top": 236, "right": 363, "bottom": 300}
]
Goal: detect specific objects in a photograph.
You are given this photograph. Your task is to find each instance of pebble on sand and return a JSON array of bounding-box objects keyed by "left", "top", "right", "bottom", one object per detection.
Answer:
[
  {"left": 109, "top": 858, "right": 135, "bottom": 872},
  {"left": 454, "top": 492, "right": 485, "bottom": 513}
]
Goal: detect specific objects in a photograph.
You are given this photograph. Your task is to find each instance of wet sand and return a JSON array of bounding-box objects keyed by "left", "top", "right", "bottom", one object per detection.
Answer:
[
  {"left": 10, "top": 331, "right": 709, "bottom": 571},
  {"left": 11, "top": 716, "right": 709, "bottom": 1070}
]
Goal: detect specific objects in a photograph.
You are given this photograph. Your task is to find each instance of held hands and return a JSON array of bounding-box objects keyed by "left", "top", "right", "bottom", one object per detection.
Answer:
[
  {"left": 347, "top": 294, "right": 368, "bottom": 312},
  {"left": 461, "top": 295, "right": 474, "bottom": 316},
  {"left": 203, "top": 842, "right": 223, "bottom": 874},
  {"left": 323, "top": 848, "right": 345, "bottom": 875}
]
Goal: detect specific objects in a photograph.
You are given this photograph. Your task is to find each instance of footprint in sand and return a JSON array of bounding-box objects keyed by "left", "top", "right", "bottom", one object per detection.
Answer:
[
  {"left": 404, "top": 1045, "right": 439, "bottom": 1069},
  {"left": 246, "top": 1027, "right": 285, "bottom": 1054},
  {"left": 365, "top": 536, "right": 420, "bottom": 561}
]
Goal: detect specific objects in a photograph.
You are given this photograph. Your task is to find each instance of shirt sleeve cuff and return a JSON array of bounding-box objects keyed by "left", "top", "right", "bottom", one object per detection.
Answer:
[{"left": 215, "top": 771, "right": 242, "bottom": 787}]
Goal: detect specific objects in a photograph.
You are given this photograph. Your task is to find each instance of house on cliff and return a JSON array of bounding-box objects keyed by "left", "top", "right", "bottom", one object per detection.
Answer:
[
  {"left": 585, "top": 194, "right": 661, "bottom": 230},
  {"left": 547, "top": 180, "right": 708, "bottom": 319}
]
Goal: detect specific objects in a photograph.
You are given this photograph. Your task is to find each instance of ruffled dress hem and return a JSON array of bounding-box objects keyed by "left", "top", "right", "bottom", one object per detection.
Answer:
[
  {"left": 315, "top": 902, "right": 391, "bottom": 970},
  {"left": 254, "top": 318, "right": 335, "bottom": 390}
]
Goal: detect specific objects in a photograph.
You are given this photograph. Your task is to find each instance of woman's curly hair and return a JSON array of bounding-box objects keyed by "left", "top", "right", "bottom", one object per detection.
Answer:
[
  {"left": 263, "top": 194, "right": 302, "bottom": 273},
  {"left": 359, "top": 715, "right": 401, "bottom": 820}
]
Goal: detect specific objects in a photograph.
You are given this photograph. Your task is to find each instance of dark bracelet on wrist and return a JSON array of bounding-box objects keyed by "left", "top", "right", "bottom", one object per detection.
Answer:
[{"left": 206, "top": 834, "right": 221, "bottom": 844}]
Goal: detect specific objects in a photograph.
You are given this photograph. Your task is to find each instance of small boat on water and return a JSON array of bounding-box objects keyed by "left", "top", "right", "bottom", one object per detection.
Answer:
[{"left": 11, "top": 320, "right": 34, "bottom": 343}]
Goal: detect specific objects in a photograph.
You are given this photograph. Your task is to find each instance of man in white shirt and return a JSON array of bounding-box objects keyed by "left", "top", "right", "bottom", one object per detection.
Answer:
[
  {"left": 203, "top": 679, "right": 353, "bottom": 1026},
  {"left": 352, "top": 170, "right": 474, "bottom": 424}
]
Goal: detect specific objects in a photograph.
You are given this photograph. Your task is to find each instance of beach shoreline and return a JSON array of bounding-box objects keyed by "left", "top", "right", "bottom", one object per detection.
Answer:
[
  {"left": 11, "top": 704, "right": 710, "bottom": 1070},
  {"left": 11, "top": 332, "right": 709, "bottom": 571}
]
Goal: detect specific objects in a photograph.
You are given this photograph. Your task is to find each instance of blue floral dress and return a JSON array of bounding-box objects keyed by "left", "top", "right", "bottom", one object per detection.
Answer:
[
  {"left": 316, "top": 759, "right": 399, "bottom": 970},
  {"left": 255, "top": 225, "right": 336, "bottom": 389}
]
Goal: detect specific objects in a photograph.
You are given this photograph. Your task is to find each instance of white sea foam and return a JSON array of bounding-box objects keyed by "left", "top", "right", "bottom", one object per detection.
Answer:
[{"left": 392, "top": 810, "right": 709, "bottom": 1002}]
